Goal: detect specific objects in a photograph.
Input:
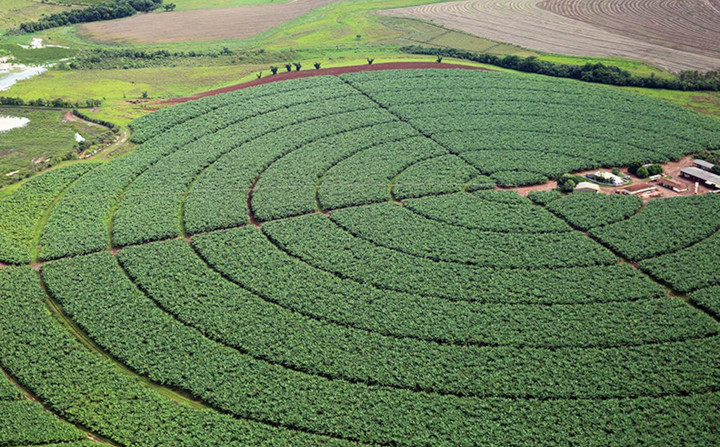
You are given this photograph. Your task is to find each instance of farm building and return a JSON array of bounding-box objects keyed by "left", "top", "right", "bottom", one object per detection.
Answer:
[
  {"left": 659, "top": 179, "right": 689, "bottom": 193},
  {"left": 693, "top": 159, "right": 715, "bottom": 171},
  {"left": 618, "top": 183, "right": 657, "bottom": 195},
  {"left": 681, "top": 167, "right": 720, "bottom": 189},
  {"left": 574, "top": 182, "right": 600, "bottom": 193},
  {"left": 592, "top": 171, "right": 624, "bottom": 186}
]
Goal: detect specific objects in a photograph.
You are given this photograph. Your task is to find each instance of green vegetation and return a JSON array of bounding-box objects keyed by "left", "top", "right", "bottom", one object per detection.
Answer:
[
  {"left": 547, "top": 193, "right": 644, "bottom": 230},
  {"left": 0, "top": 107, "right": 110, "bottom": 184},
  {"left": 0, "top": 351, "right": 88, "bottom": 446},
  {"left": 591, "top": 195, "right": 720, "bottom": 260},
  {"left": 0, "top": 69, "right": 719, "bottom": 446}
]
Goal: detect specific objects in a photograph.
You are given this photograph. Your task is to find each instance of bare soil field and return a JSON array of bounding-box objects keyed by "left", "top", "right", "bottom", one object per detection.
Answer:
[
  {"left": 380, "top": 0, "right": 720, "bottom": 72},
  {"left": 539, "top": 0, "right": 720, "bottom": 61},
  {"left": 158, "top": 61, "right": 489, "bottom": 104},
  {"left": 79, "top": 0, "right": 338, "bottom": 43}
]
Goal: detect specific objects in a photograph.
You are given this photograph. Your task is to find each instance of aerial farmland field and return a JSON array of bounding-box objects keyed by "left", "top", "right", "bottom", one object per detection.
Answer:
[
  {"left": 1, "top": 68, "right": 720, "bottom": 445},
  {"left": 1, "top": 0, "right": 720, "bottom": 444}
]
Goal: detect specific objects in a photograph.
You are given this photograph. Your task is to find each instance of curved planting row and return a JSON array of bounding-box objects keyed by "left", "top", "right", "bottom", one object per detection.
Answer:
[{"left": 0, "top": 69, "right": 718, "bottom": 446}]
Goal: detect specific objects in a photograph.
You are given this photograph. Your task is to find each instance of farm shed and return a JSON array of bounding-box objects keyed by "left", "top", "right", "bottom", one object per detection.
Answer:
[
  {"left": 693, "top": 159, "right": 715, "bottom": 171},
  {"left": 618, "top": 183, "right": 657, "bottom": 195},
  {"left": 659, "top": 179, "right": 688, "bottom": 193},
  {"left": 593, "top": 171, "right": 624, "bottom": 186},
  {"left": 574, "top": 182, "right": 600, "bottom": 193},
  {"left": 681, "top": 167, "right": 720, "bottom": 189}
]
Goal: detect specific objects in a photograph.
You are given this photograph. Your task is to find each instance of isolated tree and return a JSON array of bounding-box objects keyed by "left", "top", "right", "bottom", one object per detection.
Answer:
[
  {"left": 285, "top": 63, "right": 292, "bottom": 72},
  {"left": 141, "top": 91, "right": 148, "bottom": 99},
  {"left": 647, "top": 164, "right": 663, "bottom": 176},
  {"left": 612, "top": 168, "right": 621, "bottom": 176},
  {"left": 256, "top": 72, "right": 262, "bottom": 79},
  {"left": 314, "top": 62, "right": 321, "bottom": 70},
  {"left": 164, "top": 3, "right": 176, "bottom": 11},
  {"left": 270, "top": 66, "right": 278, "bottom": 75},
  {"left": 559, "top": 179, "right": 576, "bottom": 193},
  {"left": 293, "top": 62, "right": 302, "bottom": 71},
  {"left": 436, "top": 55, "right": 443, "bottom": 63},
  {"left": 367, "top": 58, "right": 374, "bottom": 65},
  {"left": 635, "top": 166, "right": 649, "bottom": 179}
]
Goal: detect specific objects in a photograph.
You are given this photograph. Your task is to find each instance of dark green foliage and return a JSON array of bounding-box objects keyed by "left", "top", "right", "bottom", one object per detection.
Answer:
[
  {"left": 691, "top": 286, "right": 720, "bottom": 319},
  {"left": 648, "top": 164, "right": 664, "bottom": 176},
  {"left": 636, "top": 166, "right": 650, "bottom": 178},
  {"left": 528, "top": 189, "right": 562, "bottom": 205},
  {"left": 3, "top": 69, "right": 720, "bottom": 446},
  {"left": 547, "top": 193, "right": 643, "bottom": 230},
  {"left": 639, "top": 233, "right": 720, "bottom": 293},
  {"left": 0, "top": 163, "right": 94, "bottom": 264},
  {"left": 591, "top": 194, "right": 720, "bottom": 260},
  {"left": 401, "top": 46, "right": 720, "bottom": 91},
  {"left": 0, "top": 266, "right": 354, "bottom": 447},
  {"left": 13, "top": 0, "right": 163, "bottom": 33}
]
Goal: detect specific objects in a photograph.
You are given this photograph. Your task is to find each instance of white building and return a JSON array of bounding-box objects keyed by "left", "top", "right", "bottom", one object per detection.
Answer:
[{"left": 593, "top": 171, "right": 624, "bottom": 186}]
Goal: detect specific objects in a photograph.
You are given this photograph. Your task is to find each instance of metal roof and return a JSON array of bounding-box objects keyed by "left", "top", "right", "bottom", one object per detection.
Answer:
[
  {"left": 693, "top": 159, "right": 715, "bottom": 169},
  {"left": 682, "top": 167, "right": 720, "bottom": 187}
]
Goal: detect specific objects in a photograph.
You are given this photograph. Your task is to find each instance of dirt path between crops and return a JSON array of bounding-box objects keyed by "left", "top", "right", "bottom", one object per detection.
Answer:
[
  {"left": 79, "top": 0, "right": 339, "bottom": 43},
  {"left": 379, "top": 0, "right": 720, "bottom": 72},
  {"left": 158, "top": 62, "right": 490, "bottom": 104}
]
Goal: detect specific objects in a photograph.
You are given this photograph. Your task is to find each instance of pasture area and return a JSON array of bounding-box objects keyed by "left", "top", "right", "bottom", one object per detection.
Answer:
[
  {"left": 380, "top": 0, "right": 720, "bottom": 72},
  {"left": 0, "top": 69, "right": 719, "bottom": 446},
  {"left": 0, "top": 107, "right": 110, "bottom": 186}
]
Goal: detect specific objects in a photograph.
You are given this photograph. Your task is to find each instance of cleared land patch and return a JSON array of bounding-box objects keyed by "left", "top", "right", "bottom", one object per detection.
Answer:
[
  {"left": 79, "top": 0, "right": 340, "bottom": 43},
  {"left": 538, "top": 0, "right": 720, "bottom": 62},
  {"left": 379, "top": 0, "right": 720, "bottom": 72},
  {"left": 0, "top": 69, "right": 719, "bottom": 445}
]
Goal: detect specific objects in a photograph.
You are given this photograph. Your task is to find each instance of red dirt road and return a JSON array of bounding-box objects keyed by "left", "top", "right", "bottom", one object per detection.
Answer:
[{"left": 158, "top": 62, "right": 490, "bottom": 104}]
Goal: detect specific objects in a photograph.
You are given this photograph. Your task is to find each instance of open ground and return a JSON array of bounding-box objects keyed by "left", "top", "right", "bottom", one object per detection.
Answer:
[
  {"left": 79, "top": 0, "right": 341, "bottom": 43},
  {"left": 380, "top": 0, "right": 720, "bottom": 72}
]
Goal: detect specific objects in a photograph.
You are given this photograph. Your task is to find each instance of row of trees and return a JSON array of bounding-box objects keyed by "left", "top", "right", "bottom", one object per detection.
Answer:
[
  {"left": 12, "top": 0, "right": 164, "bottom": 34},
  {"left": 0, "top": 96, "right": 101, "bottom": 108},
  {"left": 401, "top": 46, "right": 720, "bottom": 91}
]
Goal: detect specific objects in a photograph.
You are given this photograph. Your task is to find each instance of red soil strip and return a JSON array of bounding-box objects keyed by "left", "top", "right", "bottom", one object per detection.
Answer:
[
  {"left": 248, "top": 176, "right": 262, "bottom": 228},
  {"left": 30, "top": 261, "right": 44, "bottom": 272},
  {"left": 159, "top": 62, "right": 490, "bottom": 105}
]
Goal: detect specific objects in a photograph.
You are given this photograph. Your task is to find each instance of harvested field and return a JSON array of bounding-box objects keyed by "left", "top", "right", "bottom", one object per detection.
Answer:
[
  {"left": 539, "top": 0, "right": 720, "bottom": 62},
  {"left": 79, "top": 0, "right": 338, "bottom": 43},
  {"left": 379, "top": 0, "right": 720, "bottom": 72}
]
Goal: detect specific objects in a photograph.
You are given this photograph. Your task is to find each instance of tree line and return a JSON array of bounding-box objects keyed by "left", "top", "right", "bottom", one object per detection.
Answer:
[
  {"left": 0, "top": 96, "right": 101, "bottom": 108},
  {"left": 11, "top": 0, "right": 164, "bottom": 34},
  {"left": 401, "top": 46, "right": 720, "bottom": 91}
]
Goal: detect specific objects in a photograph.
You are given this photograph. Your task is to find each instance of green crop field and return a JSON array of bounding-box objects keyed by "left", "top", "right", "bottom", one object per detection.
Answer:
[{"left": 0, "top": 69, "right": 719, "bottom": 446}]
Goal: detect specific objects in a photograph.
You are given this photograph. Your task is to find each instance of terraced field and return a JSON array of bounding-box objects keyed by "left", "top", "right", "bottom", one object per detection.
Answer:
[
  {"left": 380, "top": 0, "right": 720, "bottom": 72},
  {"left": 1, "top": 69, "right": 720, "bottom": 446}
]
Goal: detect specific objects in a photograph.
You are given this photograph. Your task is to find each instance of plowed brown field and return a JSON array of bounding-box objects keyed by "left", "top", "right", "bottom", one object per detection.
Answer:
[
  {"left": 539, "top": 0, "right": 720, "bottom": 61},
  {"left": 79, "top": 0, "right": 338, "bottom": 43},
  {"left": 380, "top": 0, "right": 720, "bottom": 72}
]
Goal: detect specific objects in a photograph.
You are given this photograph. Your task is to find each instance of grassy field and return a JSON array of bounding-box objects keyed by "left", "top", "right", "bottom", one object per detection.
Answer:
[
  {"left": 0, "top": 106, "right": 110, "bottom": 185},
  {"left": 0, "top": 0, "right": 76, "bottom": 33}
]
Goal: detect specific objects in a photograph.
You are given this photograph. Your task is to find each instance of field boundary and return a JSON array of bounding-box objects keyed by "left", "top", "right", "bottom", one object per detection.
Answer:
[{"left": 158, "top": 62, "right": 489, "bottom": 104}]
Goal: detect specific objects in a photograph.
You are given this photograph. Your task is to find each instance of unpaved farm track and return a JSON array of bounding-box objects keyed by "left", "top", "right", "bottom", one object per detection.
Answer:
[
  {"left": 380, "top": 0, "right": 720, "bottom": 72},
  {"left": 79, "top": 0, "right": 338, "bottom": 43}
]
